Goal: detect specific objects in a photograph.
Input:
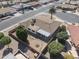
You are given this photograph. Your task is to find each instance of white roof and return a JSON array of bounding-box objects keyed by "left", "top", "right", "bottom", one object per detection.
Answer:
[
  {"left": 39, "top": 0, "right": 50, "bottom": 3},
  {"left": 37, "top": 29, "right": 50, "bottom": 37},
  {"left": 15, "top": 53, "right": 28, "bottom": 59},
  {"left": 3, "top": 53, "right": 17, "bottom": 59},
  {"left": 12, "top": 4, "right": 31, "bottom": 9}
]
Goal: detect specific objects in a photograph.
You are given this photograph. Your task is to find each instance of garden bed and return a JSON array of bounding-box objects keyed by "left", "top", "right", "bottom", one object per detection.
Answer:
[{"left": 9, "top": 28, "right": 48, "bottom": 53}]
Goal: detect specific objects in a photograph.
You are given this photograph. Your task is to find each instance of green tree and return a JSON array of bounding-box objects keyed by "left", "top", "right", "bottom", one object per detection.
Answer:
[
  {"left": 5, "top": 0, "right": 10, "bottom": 6},
  {"left": 59, "top": 25, "right": 66, "bottom": 32},
  {"left": 0, "top": 32, "right": 4, "bottom": 39},
  {"left": 56, "top": 31, "right": 69, "bottom": 44},
  {"left": 49, "top": 7, "right": 56, "bottom": 19},
  {"left": 48, "top": 41, "right": 64, "bottom": 56},
  {"left": 16, "top": 25, "right": 28, "bottom": 42},
  {"left": 0, "top": 36, "right": 11, "bottom": 48}
]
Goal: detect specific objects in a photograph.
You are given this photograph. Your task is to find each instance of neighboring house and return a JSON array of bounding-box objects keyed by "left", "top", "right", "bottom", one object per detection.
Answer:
[
  {"left": 38, "top": 0, "right": 52, "bottom": 4},
  {"left": 0, "top": 7, "right": 16, "bottom": 18},
  {"left": 67, "top": 24, "right": 79, "bottom": 59},
  {"left": 26, "top": 1, "right": 41, "bottom": 7},
  {"left": 11, "top": 4, "right": 32, "bottom": 11},
  {"left": 57, "top": 4, "right": 78, "bottom": 11},
  {"left": 68, "top": 25, "right": 79, "bottom": 50},
  {"left": 12, "top": 0, "right": 29, "bottom": 3},
  {"left": 69, "top": 0, "right": 79, "bottom": 5}
]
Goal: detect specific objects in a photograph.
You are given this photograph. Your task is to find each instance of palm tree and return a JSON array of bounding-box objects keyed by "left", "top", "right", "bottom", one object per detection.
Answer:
[
  {"left": 9, "top": 0, "right": 13, "bottom": 5},
  {"left": 49, "top": 7, "right": 56, "bottom": 20},
  {"left": 10, "top": 0, "right": 13, "bottom": 4},
  {"left": 5, "top": 0, "right": 10, "bottom": 7}
]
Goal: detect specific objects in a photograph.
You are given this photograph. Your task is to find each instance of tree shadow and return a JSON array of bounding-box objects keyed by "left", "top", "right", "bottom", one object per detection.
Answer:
[
  {"left": 64, "top": 41, "right": 71, "bottom": 52},
  {"left": 2, "top": 48, "right": 13, "bottom": 57},
  {"left": 76, "top": 50, "right": 79, "bottom": 56},
  {"left": 0, "top": 44, "right": 5, "bottom": 50},
  {"left": 50, "top": 54, "right": 64, "bottom": 59},
  {"left": 18, "top": 42, "right": 28, "bottom": 53}
]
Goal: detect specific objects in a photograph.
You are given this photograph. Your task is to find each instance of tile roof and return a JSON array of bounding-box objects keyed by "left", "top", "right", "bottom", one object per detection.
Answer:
[
  {"left": 35, "top": 14, "right": 61, "bottom": 33},
  {"left": 0, "top": 7, "right": 16, "bottom": 14},
  {"left": 68, "top": 25, "right": 79, "bottom": 48}
]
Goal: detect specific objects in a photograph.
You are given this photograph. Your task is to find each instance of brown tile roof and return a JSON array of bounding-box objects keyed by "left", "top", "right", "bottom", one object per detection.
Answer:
[
  {"left": 27, "top": 1, "right": 41, "bottom": 6},
  {"left": 35, "top": 14, "right": 61, "bottom": 33},
  {"left": 68, "top": 25, "right": 79, "bottom": 48},
  {"left": 0, "top": 7, "right": 16, "bottom": 14},
  {"left": 58, "top": 4, "right": 77, "bottom": 10}
]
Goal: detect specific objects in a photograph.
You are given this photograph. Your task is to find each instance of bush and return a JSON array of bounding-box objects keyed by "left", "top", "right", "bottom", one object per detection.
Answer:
[
  {"left": 64, "top": 53, "right": 74, "bottom": 59},
  {"left": 16, "top": 25, "right": 28, "bottom": 42},
  {"left": 59, "top": 25, "right": 66, "bottom": 32},
  {"left": 48, "top": 41, "right": 64, "bottom": 55},
  {"left": 56, "top": 31, "right": 69, "bottom": 44},
  {"left": 0, "top": 36, "right": 11, "bottom": 45},
  {"left": 0, "top": 32, "right": 4, "bottom": 39}
]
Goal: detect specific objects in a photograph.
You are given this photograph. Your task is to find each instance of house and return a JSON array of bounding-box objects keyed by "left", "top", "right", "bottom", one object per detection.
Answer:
[
  {"left": 27, "top": 13, "right": 61, "bottom": 42},
  {"left": 13, "top": 0, "right": 29, "bottom": 3},
  {"left": 26, "top": 2, "right": 41, "bottom": 7},
  {"left": 0, "top": 7, "right": 16, "bottom": 18},
  {"left": 57, "top": 4, "right": 78, "bottom": 11},
  {"left": 68, "top": 25, "right": 79, "bottom": 50},
  {"left": 38, "top": 0, "right": 53, "bottom": 4},
  {"left": 11, "top": 3, "right": 33, "bottom": 11}
]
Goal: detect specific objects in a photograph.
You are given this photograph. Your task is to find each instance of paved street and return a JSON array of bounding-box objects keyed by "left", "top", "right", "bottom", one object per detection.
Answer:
[
  {"left": 0, "top": 0, "right": 66, "bottom": 31},
  {"left": 0, "top": 1, "right": 60, "bottom": 31},
  {"left": 55, "top": 12, "right": 79, "bottom": 23}
]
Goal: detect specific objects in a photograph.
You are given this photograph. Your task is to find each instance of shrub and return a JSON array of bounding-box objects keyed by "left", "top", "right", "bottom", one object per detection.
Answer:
[
  {"left": 56, "top": 31, "right": 69, "bottom": 44},
  {"left": 48, "top": 41, "right": 64, "bottom": 55},
  {"left": 0, "top": 36, "right": 11, "bottom": 45},
  {"left": 59, "top": 25, "right": 66, "bottom": 32},
  {"left": 0, "top": 32, "right": 4, "bottom": 39},
  {"left": 16, "top": 25, "right": 28, "bottom": 42}
]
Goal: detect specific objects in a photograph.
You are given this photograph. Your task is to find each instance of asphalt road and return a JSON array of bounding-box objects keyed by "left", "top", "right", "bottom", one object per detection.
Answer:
[
  {"left": 0, "top": 0, "right": 65, "bottom": 31},
  {"left": 0, "top": 2, "right": 56, "bottom": 31},
  {"left": 55, "top": 12, "right": 79, "bottom": 23}
]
